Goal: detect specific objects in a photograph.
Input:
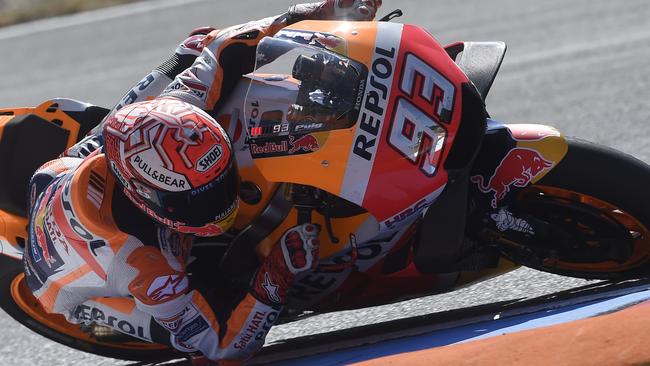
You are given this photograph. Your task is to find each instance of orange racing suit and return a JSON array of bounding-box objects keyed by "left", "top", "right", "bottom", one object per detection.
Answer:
[{"left": 23, "top": 1, "right": 378, "bottom": 364}]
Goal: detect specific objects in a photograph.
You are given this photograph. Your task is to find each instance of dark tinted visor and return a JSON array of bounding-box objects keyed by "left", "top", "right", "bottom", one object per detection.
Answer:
[{"left": 142, "top": 159, "right": 240, "bottom": 226}]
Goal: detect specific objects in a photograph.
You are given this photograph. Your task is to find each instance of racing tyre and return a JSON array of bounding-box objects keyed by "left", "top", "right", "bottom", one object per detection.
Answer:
[
  {"left": 493, "top": 137, "right": 650, "bottom": 279},
  {"left": 0, "top": 255, "right": 177, "bottom": 362}
]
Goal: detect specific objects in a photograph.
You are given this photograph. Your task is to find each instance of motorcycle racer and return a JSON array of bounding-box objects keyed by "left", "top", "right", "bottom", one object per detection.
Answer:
[{"left": 22, "top": 1, "right": 381, "bottom": 365}]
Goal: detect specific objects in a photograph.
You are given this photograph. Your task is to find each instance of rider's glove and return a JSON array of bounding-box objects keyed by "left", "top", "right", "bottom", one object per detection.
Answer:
[
  {"left": 288, "top": 0, "right": 382, "bottom": 22},
  {"left": 250, "top": 223, "right": 320, "bottom": 306},
  {"left": 61, "top": 134, "right": 103, "bottom": 159}
]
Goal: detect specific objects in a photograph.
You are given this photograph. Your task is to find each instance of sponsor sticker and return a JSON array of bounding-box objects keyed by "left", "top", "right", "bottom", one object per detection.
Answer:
[
  {"left": 381, "top": 198, "right": 429, "bottom": 230},
  {"left": 195, "top": 144, "right": 223, "bottom": 172},
  {"left": 35, "top": 226, "right": 56, "bottom": 268},
  {"left": 110, "top": 160, "right": 131, "bottom": 189},
  {"left": 131, "top": 154, "right": 189, "bottom": 191},
  {"left": 471, "top": 147, "right": 554, "bottom": 208},
  {"left": 72, "top": 304, "right": 148, "bottom": 340},
  {"left": 288, "top": 134, "right": 319, "bottom": 153},
  {"left": 159, "top": 304, "right": 200, "bottom": 332},
  {"left": 250, "top": 141, "right": 288, "bottom": 156},
  {"left": 249, "top": 134, "right": 321, "bottom": 158},
  {"left": 491, "top": 209, "right": 535, "bottom": 235},
  {"left": 294, "top": 122, "right": 324, "bottom": 132},
  {"left": 379, "top": 187, "right": 444, "bottom": 231},
  {"left": 146, "top": 274, "right": 189, "bottom": 302},
  {"left": 233, "top": 310, "right": 278, "bottom": 350},
  {"left": 340, "top": 23, "right": 403, "bottom": 205},
  {"left": 261, "top": 272, "right": 281, "bottom": 304},
  {"left": 176, "top": 315, "right": 209, "bottom": 343}
]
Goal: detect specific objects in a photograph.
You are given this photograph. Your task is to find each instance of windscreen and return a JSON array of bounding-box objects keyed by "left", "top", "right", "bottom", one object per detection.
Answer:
[{"left": 244, "top": 37, "right": 367, "bottom": 140}]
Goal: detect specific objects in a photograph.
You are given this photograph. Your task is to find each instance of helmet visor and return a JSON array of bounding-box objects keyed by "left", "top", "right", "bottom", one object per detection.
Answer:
[{"left": 137, "top": 159, "right": 240, "bottom": 228}]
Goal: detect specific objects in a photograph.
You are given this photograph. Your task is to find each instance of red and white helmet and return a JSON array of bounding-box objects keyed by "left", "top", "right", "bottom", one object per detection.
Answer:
[{"left": 103, "top": 98, "right": 239, "bottom": 236}]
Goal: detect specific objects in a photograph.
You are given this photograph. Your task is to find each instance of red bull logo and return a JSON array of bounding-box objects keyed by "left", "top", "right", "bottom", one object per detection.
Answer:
[
  {"left": 471, "top": 148, "right": 554, "bottom": 208},
  {"left": 35, "top": 226, "right": 57, "bottom": 268},
  {"left": 289, "top": 134, "right": 320, "bottom": 154}
]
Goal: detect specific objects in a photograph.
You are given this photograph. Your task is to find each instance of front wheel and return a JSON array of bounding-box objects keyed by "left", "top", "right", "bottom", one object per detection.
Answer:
[{"left": 484, "top": 137, "right": 650, "bottom": 279}]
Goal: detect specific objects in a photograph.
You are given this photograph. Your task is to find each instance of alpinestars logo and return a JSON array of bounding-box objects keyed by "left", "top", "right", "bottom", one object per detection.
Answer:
[
  {"left": 147, "top": 274, "right": 189, "bottom": 302},
  {"left": 262, "top": 272, "right": 281, "bottom": 304}
]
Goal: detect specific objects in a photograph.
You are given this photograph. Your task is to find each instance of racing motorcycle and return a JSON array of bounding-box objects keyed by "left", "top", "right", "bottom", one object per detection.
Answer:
[{"left": 1, "top": 13, "right": 650, "bottom": 362}]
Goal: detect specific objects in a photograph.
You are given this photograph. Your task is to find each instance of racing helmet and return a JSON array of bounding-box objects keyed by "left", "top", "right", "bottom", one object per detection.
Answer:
[{"left": 103, "top": 98, "right": 239, "bottom": 237}]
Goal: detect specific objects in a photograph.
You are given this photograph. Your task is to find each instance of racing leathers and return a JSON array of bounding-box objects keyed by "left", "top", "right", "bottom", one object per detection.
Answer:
[
  {"left": 25, "top": 153, "right": 319, "bottom": 362},
  {"left": 23, "top": 1, "right": 380, "bottom": 364}
]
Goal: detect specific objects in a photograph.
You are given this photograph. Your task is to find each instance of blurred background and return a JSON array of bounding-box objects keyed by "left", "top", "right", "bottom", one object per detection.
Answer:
[
  {"left": 0, "top": 0, "right": 138, "bottom": 27},
  {"left": 1, "top": 0, "right": 648, "bottom": 161}
]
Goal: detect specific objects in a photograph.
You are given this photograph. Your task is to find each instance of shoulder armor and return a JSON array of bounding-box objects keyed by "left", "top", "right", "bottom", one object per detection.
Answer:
[{"left": 67, "top": 152, "right": 127, "bottom": 245}]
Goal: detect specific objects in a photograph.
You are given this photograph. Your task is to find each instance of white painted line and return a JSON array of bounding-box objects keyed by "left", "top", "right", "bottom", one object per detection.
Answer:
[
  {"left": 466, "top": 290, "right": 650, "bottom": 342},
  {"left": 0, "top": 0, "right": 209, "bottom": 41}
]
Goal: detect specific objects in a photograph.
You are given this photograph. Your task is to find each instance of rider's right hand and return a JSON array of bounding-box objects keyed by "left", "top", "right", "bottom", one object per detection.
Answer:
[{"left": 250, "top": 224, "right": 320, "bottom": 306}]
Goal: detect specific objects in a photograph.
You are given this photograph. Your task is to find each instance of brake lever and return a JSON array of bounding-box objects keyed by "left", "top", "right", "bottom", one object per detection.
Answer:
[{"left": 379, "top": 9, "right": 403, "bottom": 22}]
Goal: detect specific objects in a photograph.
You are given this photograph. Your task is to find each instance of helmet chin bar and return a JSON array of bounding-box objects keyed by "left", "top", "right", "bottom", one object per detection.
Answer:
[{"left": 123, "top": 187, "right": 186, "bottom": 229}]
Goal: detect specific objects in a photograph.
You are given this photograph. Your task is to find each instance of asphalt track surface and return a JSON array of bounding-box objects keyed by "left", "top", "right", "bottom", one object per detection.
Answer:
[{"left": 0, "top": 0, "right": 648, "bottom": 364}]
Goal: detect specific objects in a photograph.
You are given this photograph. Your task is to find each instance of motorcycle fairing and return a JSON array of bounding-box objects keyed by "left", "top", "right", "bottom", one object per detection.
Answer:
[
  {"left": 246, "top": 21, "right": 471, "bottom": 224},
  {"left": 0, "top": 99, "right": 100, "bottom": 256},
  {"left": 445, "top": 41, "right": 507, "bottom": 102},
  {"left": 469, "top": 120, "right": 569, "bottom": 210}
]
